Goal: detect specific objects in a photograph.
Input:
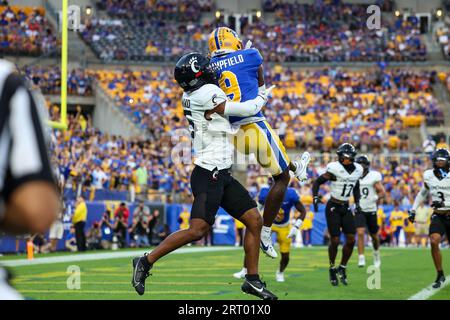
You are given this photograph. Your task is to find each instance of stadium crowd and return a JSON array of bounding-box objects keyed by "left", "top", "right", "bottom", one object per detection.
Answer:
[
  {"left": 23, "top": 66, "right": 93, "bottom": 96},
  {"left": 79, "top": 0, "right": 426, "bottom": 62},
  {"left": 98, "top": 0, "right": 213, "bottom": 20},
  {"left": 0, "top": 5, "right": 58, "bottom": 56},
  {"left": 92, "top": 66, "right": 442, "bottom": 152}
]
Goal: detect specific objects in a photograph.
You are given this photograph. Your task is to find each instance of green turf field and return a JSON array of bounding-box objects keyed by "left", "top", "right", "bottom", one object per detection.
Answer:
[{"left": 2, "top": 246, "right": 449, "bottom": 300}]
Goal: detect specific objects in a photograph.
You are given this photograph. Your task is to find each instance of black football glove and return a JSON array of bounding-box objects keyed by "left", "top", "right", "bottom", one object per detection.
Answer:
[
  {"left": 408, "top": 210, "right": 416, "bottom": 223},
  {"left": 313, "top": 196, "right": 319, "bottom": 212},
  {"left": 355, "top": 205, "right": 362, "bottom": 215},
  {"left": 431, "top": 201, "right": 444, "bottom": 209}
]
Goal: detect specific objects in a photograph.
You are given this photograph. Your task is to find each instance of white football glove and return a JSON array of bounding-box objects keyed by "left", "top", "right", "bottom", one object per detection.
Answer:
[
  {"left": 244, "top": 40, "right": 253, "bottom": 49},
  {"left": 258, "top": 84, "right": 275, "bottom": 103},
  {"left": 287, "top": 219, "right": 303, "bottom": 239}
]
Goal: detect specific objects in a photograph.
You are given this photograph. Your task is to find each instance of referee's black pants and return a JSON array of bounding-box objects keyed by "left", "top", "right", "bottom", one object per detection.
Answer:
[{"left": 74, "top": 221, "right": 87, "bottom": 252}]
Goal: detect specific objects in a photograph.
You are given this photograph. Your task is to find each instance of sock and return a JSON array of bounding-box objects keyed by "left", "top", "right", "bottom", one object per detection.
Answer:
[
  {"left": 438, "top": 270, "right": 444, "bottom": 277},
  {"left": 242, "top": 268, "right": 247, "bottom": 274},
  {"left": 245, "top": 274, "right": 260, "bottom": 281},
  {"left": 262, "top": 226, "right": 271, "bottom": 235},
  {"left": 142, "top": 254, "right": 152, "bottom": 269},
  {"left": 330, "top": 262, "right": 335, "bottom": 269},
  {"left": 359, "top": 254, "right": 364, "bottom": 258}
]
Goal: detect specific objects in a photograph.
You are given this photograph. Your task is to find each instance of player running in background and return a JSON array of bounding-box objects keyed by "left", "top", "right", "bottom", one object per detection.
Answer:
[
  {"left": 233, "top": 181, "right": 306, "bottom": 282},
  {"left": 354, "top": 155, "right": 385, "bottom": 268},
  {"left": 312, "top": 143, "right": 363, "bottom": 286},
  {"left": 409, "top": 148, "right": 450, "bottom": 289},
  {"left": 132, "top": 52, "right": 277, "bottom": 300},
  {"left": 208, "top": 27, "right": 310, "bottom": 259}
]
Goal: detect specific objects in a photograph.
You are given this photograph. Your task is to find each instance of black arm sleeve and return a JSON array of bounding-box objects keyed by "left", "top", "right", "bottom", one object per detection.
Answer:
[
  {"left": 312, "top": 174, "right": 330, "bottom": 197},
  {"left": 353, "top": 180, "right": 361, "bottom": 205}
]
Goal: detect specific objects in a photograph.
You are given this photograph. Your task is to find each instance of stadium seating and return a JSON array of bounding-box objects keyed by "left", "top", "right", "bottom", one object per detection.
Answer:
[
  {"left": 82, "top": 0, "right": 426, "bottom": 62},
  {"left": 23, "top": 66, "right": 93, "bottom": 96},
  {"left": 0, "top": 5, "right": 58, "bottom": 56},
  {"left": 93, "top": 67, "right": 443, "bottom": 152}
]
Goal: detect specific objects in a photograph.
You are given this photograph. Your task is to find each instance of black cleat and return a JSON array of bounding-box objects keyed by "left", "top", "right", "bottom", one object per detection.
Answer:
[
  {"left": 241, "top": 278, "right": 278, "bottom": 300},
  {"left": 337, "top": 266, "right": 348, "bottom": 286},
  {"left": 432, "top": 274, "right": 446, "bottom": 289},
  {"left": 131, "top": 255, "right": 152, "bottom": 295},
  {"left": 329, "top": 267, "right": 339, "bottom": 286}
]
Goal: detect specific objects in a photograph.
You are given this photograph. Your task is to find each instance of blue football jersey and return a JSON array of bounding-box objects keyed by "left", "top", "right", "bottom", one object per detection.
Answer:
[
  {"left": 211, "top": 48, "right": 265, "bottom": 125},
  {"left": 259, "top": 187, "right": 300, "bottom": 227}
]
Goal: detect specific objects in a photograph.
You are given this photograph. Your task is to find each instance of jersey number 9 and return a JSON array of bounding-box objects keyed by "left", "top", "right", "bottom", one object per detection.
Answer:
[{"left": 219, "top": 71, "right": 241, "bottom": 102}]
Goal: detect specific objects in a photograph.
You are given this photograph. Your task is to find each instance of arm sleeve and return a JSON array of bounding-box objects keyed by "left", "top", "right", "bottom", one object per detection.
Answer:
[
  {"left": 224, "top": 95, "right": 266, "bottom": 116},
  {"left": 412, "top": 185, "right": 429, "bottom": 211},
  {"left": 312, "top": 174, "right": 329, "bottom": 197},
  {"left": 1, "top": 73, "right": 56, "bottom": 202},
  {"left": 353, "top": 180, "right": 361, "bottom": 205}
]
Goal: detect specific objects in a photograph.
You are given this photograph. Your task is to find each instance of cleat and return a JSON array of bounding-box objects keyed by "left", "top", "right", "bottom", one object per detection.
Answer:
[
  {"left": 233, "top": 268, "right": 247, "bottom": 279},
  {"left": 432, "top": 274, "right": 446, "bottom": 289},
  {"left": 241, "top": 278, "right": 278, "bottom": 300},
  {"left": 131, "top": 255, "right": 152, "bottom": 295},
  {"left": 329, "top": 267, "right": 339, "bottom": 286},
  {"left": 293, "top": 151, "right": 311, "bottom": 182},
  {"left": 358, "top": 255, "right": 366, "bottom": 268},
  {"left": 260, "top": 228, "right": 277, "bottom": 258},
  {"left": 373, "top": 250, "right": 381, "bottom": 268},
  {"left": 275, "top": 271, "right": 285, "bottom": 282},
  {"left": 260, "top": 240, "right": 277, "bottom": 258},
  {"left": 337, "top": 266, "right": 348, "bottom": 286}
]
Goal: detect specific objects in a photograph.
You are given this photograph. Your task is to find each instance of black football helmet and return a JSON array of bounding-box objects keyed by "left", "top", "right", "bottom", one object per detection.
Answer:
[
  {"left": 432, "top": 148, "right": 450, "bottom": 170},
  {"left": 336, "top": 143, "right": 357, "bottom": 163},
  {"left": 356, "top": 155, "right": 370, "bottom": 169},
  {"left": 174, "top": 52, "right": 217, "bottom": 93}
]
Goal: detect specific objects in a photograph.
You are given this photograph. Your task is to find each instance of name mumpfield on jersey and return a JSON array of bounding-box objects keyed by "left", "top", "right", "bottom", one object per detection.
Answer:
[{"left": 211, "top": 54, "right": 245, "bottom": 70}]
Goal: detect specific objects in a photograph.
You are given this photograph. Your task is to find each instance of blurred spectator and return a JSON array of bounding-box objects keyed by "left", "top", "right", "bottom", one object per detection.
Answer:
[
  {"left": 423, "top": 136, "right": 436, "bottom": 155},
  {"left": 86, "top": 222, "right": 102, "bottom": 250},
  {"left": 48, "top": 200, "right": 65, "bottom": 252},
  {"left": 301, "top": 209, "right": 314, "bottom": 247},
  {"left": 113, "top": 202, "right": 129, "bottom": 247},
  {"left": 72, "top": 196, "right": 87, "bottom": 251},
  {"left": 129, "top": 201, "right": 151, "bottom": 247},
  {"left": 100, "top": 210, "right": 114, "bottom": 249},
  {"left": 147, "top": 209, "right": 160, "bottom": 245},
  {"left": 414, "top": 204, "right": 432, "bottom": 248},
  {"left": 65, "top": 225, "right": 78, "bottom": 252}
]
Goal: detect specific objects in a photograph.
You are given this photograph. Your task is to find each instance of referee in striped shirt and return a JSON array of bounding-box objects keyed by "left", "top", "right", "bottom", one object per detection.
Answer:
[{"left": 0, "top": 59, "right": 60, "bottom": 299}]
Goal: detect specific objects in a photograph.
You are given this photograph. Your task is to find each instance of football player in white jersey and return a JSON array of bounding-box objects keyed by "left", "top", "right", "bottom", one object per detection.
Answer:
[
  {"left": 409, "top": 148, "right": 450, "bottom": 289},
  {"left": 354, "top": 155, "right": 385, "bottom": 268},
  {"left": 312, "top": 143, "right": 364, "bottom": 286},
  {"left": 132, "top": 53, "right": 277, "bottom": 300}
]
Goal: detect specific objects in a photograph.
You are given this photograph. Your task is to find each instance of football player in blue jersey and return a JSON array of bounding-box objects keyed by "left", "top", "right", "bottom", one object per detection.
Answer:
[
  {"left": 208, "top": 27, "right": 310, "bottom": 259},
  {"left": 233, "top": 180, "right": 306, "bottom": 282}
]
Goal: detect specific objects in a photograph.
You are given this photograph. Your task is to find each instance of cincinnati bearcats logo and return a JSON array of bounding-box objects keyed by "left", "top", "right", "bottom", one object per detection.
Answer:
[
  {"left": 189, "top": 56, "right": 200, "bottom": 73},
  {"left": 212, "top": 94, "right": 219, "bottom": 106},
  {"left": 212, "top": 170, "right": 219, "bottom": 180}
]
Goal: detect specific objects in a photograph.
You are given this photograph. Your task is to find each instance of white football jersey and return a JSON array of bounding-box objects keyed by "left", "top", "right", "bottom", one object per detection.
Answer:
[
  {"left": 424, "top": 169, "right": 450, "bottom": 211},
  {"left": 327, "top": 161, "right": 364, "bottom": 201},
  {"left": 359, "top": 170, "right": 382, "bottom": 212},
  {"left": 181, "top": 84, "right": 237, "bottom": 171}
]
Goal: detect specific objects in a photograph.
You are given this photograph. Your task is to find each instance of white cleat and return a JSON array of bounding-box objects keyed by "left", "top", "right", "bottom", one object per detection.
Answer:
[
  {"left": 276, "top": 271, "right": 285, "bottom": 282},
  {"left": 373, "top": 250, "right": 381, "bottom": 268},
  {"left": 293, "top": 152, "right": 311, "bottom": 182},
  {"left": 358, "top": 255, "right": 366, "bottom": 268},
  {"left": 233, "top": 268, "right": 247, "bottom": 279},
  {"left": 260, "top": 240, "right": 278, "bottom": 259},
  {"left": 260, "top": 228, "right": 278, "bottom": 258}
]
